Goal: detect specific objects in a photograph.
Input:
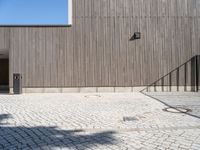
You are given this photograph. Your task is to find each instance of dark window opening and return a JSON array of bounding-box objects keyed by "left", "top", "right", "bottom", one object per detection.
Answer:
[{"left": 0, "top": 59, "right": 9, "bottom": 93}]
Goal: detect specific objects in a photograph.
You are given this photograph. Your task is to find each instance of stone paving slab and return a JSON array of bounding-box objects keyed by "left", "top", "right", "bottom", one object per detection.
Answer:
[{"left": 0, "top": 92, "right": 200, "bottom": 149}]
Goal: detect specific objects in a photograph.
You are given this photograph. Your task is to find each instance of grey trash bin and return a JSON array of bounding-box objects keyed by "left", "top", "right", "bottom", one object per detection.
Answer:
[{"left": 13, "top": 74, "right": 22, "bottom": 94}]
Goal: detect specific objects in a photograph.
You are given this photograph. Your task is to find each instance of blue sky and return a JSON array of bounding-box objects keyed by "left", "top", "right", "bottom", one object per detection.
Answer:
[{"left": 0, "top": 0, "right": 68, "bottom": 25}]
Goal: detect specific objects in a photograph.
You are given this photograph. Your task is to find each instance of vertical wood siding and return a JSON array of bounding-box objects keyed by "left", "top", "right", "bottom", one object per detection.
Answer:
[
  {"left": 0, "top": 28, "right": 9, "bottom": 49},
  {"left": 0, "top": 0, "right": 200, "bottom": 88}
]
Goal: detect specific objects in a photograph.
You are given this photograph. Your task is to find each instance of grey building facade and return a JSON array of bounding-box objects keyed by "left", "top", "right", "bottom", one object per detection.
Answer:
[{"left": 0, "top": 0, "right": 200, "bottom": 93}]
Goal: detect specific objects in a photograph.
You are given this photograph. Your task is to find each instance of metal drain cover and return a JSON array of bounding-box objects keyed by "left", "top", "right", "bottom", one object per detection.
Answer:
[
  {"left": 163, "top": 107, "right": 191, "bottom": 113},
  {"left": 123, "top": 117, "right": 138, "bottom": 122},
  {"left": 84, "top": 95, "right": 101, "bottom": 98}
]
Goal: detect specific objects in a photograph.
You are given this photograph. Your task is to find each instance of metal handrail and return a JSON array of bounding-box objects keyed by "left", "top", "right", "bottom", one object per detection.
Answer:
[{"left": 141, "top": 55, "right": 200, "bottom": 92}]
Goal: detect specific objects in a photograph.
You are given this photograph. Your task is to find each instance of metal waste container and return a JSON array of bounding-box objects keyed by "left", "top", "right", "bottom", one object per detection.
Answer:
[{"left": 13, "top": 74, "right": 22, "bottom": 94}]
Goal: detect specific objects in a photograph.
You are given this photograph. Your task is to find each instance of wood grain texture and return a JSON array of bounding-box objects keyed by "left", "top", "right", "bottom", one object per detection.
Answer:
[
  {"left": 0, "top": 28, "right": 9, "bottom": 49},
  {"left": 0, "top": 0, "right": 200, "bottom": 88}
]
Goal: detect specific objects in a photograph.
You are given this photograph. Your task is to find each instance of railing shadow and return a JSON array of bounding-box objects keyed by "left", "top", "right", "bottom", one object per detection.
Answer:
[
  {"left": 140, "top": 55, "right": 200, "bottom": 120},
  {"left": 141, "top": 92, "right": 200, "bottom": 120},
  {"left": 0, "top": 114, "right": 116, "bottom": 149}
]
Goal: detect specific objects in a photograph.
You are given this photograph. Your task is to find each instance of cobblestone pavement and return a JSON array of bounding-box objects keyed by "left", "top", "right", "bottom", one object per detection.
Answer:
[
  {"left": 146, "top": 92, "right": 200, "bottom": 119},
  {"left": 0, "top": 92, "right": 200, "bottom": 150}
]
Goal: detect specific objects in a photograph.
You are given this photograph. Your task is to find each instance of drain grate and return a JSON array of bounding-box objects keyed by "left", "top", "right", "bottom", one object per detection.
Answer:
[
  {"left": 84, "top": 95, "right": 101, "bottom": 98},
  {"left": 123, "top": 117, "right": 138, "bottom": 122},
  {"left": 163, "top": 107, "right": 191, "bottom": 113}
]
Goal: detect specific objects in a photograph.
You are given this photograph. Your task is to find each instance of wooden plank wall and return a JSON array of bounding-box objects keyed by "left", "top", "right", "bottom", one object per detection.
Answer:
[
  {"left": 0, "top": 28, "right": 9, "bottom": 49},
  {"left": 3, "top": 0, "right": 200, "bottom": 88}
]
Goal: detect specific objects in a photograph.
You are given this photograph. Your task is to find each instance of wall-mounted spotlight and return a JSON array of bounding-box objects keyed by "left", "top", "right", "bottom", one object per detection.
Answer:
[{"left": 130, "top": 32, "right": 141, "bottom": 41}]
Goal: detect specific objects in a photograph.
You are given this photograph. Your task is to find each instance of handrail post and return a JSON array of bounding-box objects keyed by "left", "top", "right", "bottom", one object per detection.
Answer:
[
  {"left": 196, "top": 55, "right": 199, "bottom": 92},
  {"left": 184, "top": 64, "right": 187, "bottom": 92},
  {"left": 176, "top": 68, "right": 179, "bottom": 92},
  {"left": 191, "top": 56, "right": 196, "bottom": 92},
  {"left": 169, "top": 73, "right": 172, "bottom": 92},
  {"left": 154, "top": 83, "right": 156, "bottom": 92},
  {"left": 161, "top": 78, "right": 164, "bottom": 92}
]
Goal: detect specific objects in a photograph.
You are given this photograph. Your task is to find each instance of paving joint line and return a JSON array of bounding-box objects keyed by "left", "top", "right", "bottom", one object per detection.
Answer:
[{"left": 63, "top": 125, "right": 200, "bottom": 133}]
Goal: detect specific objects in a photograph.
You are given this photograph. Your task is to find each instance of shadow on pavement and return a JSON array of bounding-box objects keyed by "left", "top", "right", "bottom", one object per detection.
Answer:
[
  {"left": 141, "top": 92, "right": 200, "bottom": 120},
  {"left": 0, "top": 114, "right": 116, "bottom": 149}
]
